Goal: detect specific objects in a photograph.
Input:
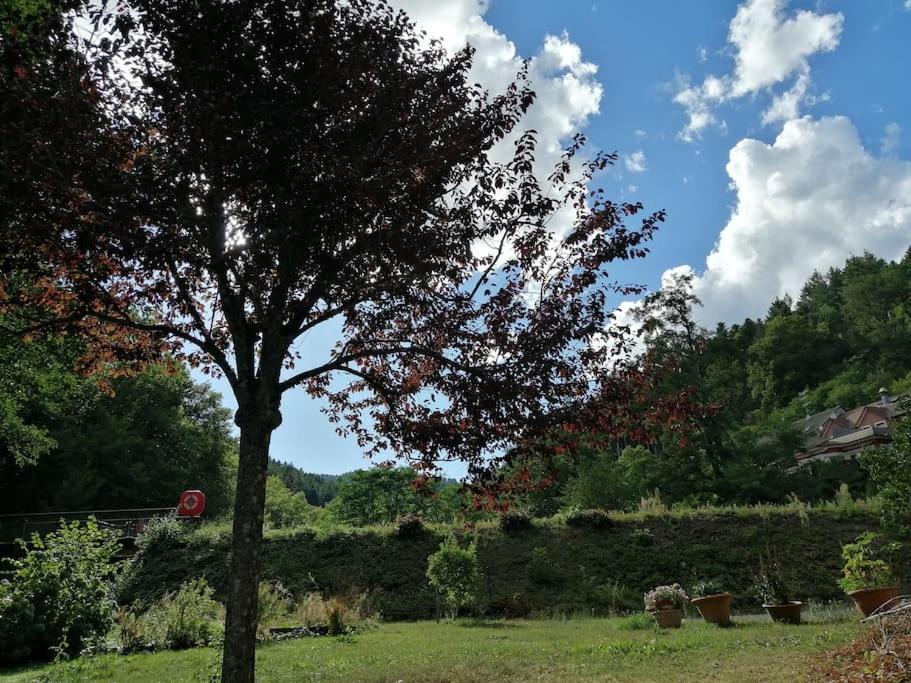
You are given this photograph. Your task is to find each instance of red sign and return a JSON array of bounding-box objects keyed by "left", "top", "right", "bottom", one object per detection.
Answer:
[{"left": 178, "top": 490, "right": 206, "bottom": 517}]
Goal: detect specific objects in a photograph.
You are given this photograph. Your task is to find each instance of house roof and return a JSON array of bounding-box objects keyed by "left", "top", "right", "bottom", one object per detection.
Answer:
[{"left": 792, "top": 391, "right": 907, "bottom": 466}]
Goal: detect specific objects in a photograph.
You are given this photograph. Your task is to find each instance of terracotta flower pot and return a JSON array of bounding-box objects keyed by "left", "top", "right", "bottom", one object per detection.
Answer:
[
  {"left": 691, "top": 593, "right": 731, "bottom": 625},
  {"left": 848, "top": 586, "right": 900, "bottom": 617},
  {"left": 654, "top": 598, "right": 674, "bottom": 610},
  {"left": 763, "top": 601, "right": 803, "bottom": 624},
  {"left": 652, "top": 608, "right": 683, "bottom": 628}
]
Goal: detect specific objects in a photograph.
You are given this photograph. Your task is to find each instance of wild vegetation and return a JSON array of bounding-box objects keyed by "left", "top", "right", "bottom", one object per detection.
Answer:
[{"left": 121, "top": 504, "right": 899, "bottom": 621}]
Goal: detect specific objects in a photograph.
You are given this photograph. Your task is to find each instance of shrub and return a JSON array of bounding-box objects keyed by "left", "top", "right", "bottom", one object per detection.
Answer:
[
  {"left": 395, "top": 513, "right": 425, "bottom": 539},
  {"left": 566, "top": 508, "right": 612, "bottom": 529},
  {"left": 426, "top": 536, "right": 481, "bottom": 618},
  {"left": 143, "top": 578, "right": 223, "bottom": 650},
  {"left": 114, "top": 605, "right": 152, "bottom": 654},
  {"left": 113, "top": 579, "right": 223, "bottom": 653},
  {"left": 0, "top": 519, "right": 121, "bottom": 664},
  {"left": 838, "top": 532, "right": 896, "bottom": 593},
  {"left": 638, "top": 490, "right": 666, "bottom": 515},
  {"left": 134, "top": 514, "right": 187, "bottom": 555},
  {"left": 257, "top": 582, "right": 292, "bottom": 639},
  {"left": 499, "top": 510, "right": 532, "bottom": 533},
  {"left": 293, "top": 592, "right": 373, "bottom": 635},
  {"left": 860, "top": 414, "right": 911, "bottom": 535},
  {"left": 643, "top": 584, "right": 688, "bottom": 611},
  {"left": 756, "top": 552, "right": 794, "bottom": 605},
  {"left": 585, "top": 580, "right": 639, "bottom": 614},
  {"left": 0, "top": 586, "right": 40, "bottom": 664}
]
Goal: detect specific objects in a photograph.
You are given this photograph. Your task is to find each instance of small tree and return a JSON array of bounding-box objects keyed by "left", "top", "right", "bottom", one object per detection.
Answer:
[{"left": 426, "top": 536, "right": 481, "bottom": 619}]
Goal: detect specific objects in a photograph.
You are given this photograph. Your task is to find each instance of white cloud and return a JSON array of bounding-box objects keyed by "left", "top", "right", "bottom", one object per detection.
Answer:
[
  {"left": 675, "top": 0, "right": 843, "bottom": 140},
  {"left": 624, "top": 150, "right": 648, "bottom": 173},
  {"left": 761, "top": 68, "right": 809, "bottom": 124},
  {"left": 392, "top": 1, "right": 602, "bottom": 248},
  {"left": 727, "top": 0, "right": 842, "bottom": 96},
  {"left": 671, "top": 117, "right": 911, "bottom": 324},
  {"left": 905, "top": 0, "right": 911, "bottom": 10},
  {"left": 392, "top": 2, "right": 601, "bottom": 169},
  {"left": 882, "top": 122, "right": 902, "bottom": 157}
]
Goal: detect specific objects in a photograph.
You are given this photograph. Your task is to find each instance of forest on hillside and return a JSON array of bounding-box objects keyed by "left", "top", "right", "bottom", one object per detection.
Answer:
[
  {"left": 2, "top": 250, "right": 909, "bottom": 521},
  {"left": 508, "top": 249, "right": 911, "bottom": 515}
]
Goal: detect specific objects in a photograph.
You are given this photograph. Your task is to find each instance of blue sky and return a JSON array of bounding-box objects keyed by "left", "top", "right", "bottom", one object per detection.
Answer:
[{"left": 198, "top": 0, "right": 911, "bottom": 476}]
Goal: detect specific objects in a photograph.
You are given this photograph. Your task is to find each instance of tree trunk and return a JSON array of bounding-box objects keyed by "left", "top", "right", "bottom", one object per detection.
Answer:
[{"left": 221, "top": 412, "right": 274, "bottom": 683}]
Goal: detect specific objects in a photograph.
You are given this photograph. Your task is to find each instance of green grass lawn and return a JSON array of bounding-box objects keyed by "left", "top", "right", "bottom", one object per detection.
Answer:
[{"left": 0, "top": 611, "right": 861, "bottom": 683}]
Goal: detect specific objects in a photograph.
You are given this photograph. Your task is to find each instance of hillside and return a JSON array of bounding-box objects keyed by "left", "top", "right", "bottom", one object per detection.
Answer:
[{"left": 121, "top": 505, "right": 906, "bottom": 620}]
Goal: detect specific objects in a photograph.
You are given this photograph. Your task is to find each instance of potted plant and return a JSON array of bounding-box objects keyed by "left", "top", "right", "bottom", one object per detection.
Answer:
[
  {"left": 644, "top": 584, "right": 688, "bottom": 628},
  {"left": 839, "top": 532, "right": 900, "bottom": 617},
  {"left": 690, "top": 580, "right": 732, "bottom": 625},
  {"left": 756, "top": 554, "right": 802, "bottom": 624}
]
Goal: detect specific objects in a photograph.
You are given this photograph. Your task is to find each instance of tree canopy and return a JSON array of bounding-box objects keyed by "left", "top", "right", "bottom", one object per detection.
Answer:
[
  {"left": 0, "top": 333, "right": 237, "bottom": 516},
  {"left": 1, "top": 1, "right": 669, "bottom": 679}
]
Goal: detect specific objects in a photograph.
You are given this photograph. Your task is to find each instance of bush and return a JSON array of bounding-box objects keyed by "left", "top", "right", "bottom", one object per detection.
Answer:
[
  {"left": 755, "top": 552, "right": 794, "bottom": 605},
  {"left": 638, "top": 490, "right": 667, "bottom": 515},
  {"left": 566, "top": 508, "right": 612, "bottom": 530},
  {"left": 395, "top": 513, "right": 425, "bottom": 539},
  {"left": 838, "top": 532, "right": 896, "bottom": 593},
  {"left": 426, "top": 536, "right": 481, "bottom": 618},
  {"left": 860, "top": 414, "right": 911, "bottom": 535},
  {"left": 114, "top": 605, "right": 152, "bottom": 654},
  {"left": 134, "top": 514, "right": 187, "bottom": 555},
  {"left": 585, "top": 580, "right": 639, "bottom": 614},
  {"left": 141, "top": 578, "right": 223, "bottom": 650},
  {"left": 0, "top": 519, "right": 121, "bottom": 664},
  {"left": 499, "top": 510, "right": 532, "bottom": 533},
  {"left": 293, "top": 592, "right": 374, "bottom": 635},
  {"left": 113, "top": 578, "right": 228, "bottom": 653},
  {"left": 257, "top": 582, "right": 292, "bottom": 639}
]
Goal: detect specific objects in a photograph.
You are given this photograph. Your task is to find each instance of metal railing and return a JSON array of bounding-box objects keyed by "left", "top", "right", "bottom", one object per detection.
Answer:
[{"left": 0, "top": 507, "right": 176, "bottom": 544}]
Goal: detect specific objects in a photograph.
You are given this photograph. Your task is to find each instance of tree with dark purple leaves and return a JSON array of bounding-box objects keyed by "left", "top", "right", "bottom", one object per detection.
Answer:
[{"left": 1, "top": 2, "right": 674, "bottom": 680}]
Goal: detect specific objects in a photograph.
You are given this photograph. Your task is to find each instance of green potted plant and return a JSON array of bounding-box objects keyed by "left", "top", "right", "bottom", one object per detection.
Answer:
[
  {"left": 756, "top": 554, "right": 802, "bottom": 624},
  {"left": 644, "top": 584, "right": 688, "bottom": 628},
  {"left": 839, "top": 532, "right": 899, "bottom": 617},
  {"left": 690, "top": 580, "right": 731, "bottom": 625}
]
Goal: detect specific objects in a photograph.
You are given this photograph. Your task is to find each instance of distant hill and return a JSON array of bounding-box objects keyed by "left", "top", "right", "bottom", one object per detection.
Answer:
[
  {"left": 267, "top": 459, "right": 460, "bottom": 507},
  {"left": 266, "top": 459, "right": 345, "bottom": 506}
]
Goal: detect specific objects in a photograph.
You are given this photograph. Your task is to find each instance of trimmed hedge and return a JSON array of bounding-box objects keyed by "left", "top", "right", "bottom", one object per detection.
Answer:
[{"left": 120, "top": 510, "right": 907, "bottom": 620}]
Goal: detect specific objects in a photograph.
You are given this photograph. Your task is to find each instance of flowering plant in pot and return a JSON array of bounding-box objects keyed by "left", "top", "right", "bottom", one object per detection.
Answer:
[
  {"left": 644, "top": 584, "right": 688, "bottom": 628},
  {"left": 690, "top": 580, "right": 731, "bottom": 625},
  {"left": 838, "top": 532, "right": 899, "bottom": 617},
  {"left": 756, "top": 554, "right": 802, "bottom": 624}
]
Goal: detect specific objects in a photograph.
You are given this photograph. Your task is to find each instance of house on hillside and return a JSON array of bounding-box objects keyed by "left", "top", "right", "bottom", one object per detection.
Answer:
[{"left": 793, "top": 389, "right": 906, "bottom": 466}]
